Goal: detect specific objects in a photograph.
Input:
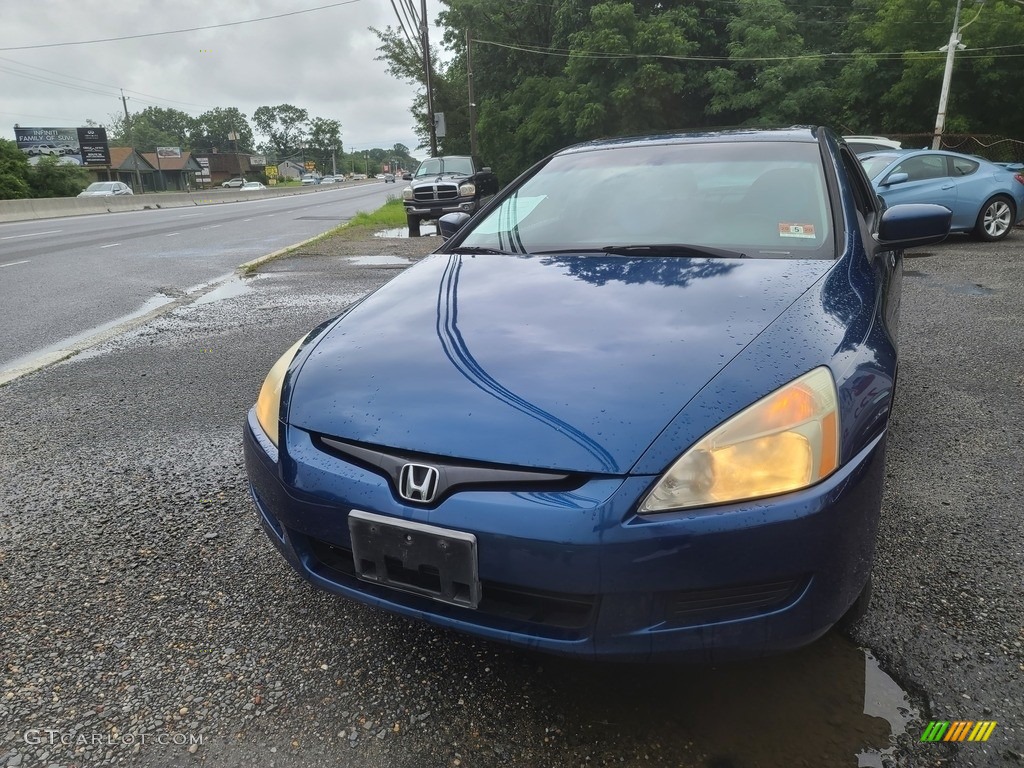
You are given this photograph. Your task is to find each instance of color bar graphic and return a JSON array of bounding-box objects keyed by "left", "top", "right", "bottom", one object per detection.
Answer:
[{"left": 920, "top": 721, "right": 996, "bottom": 742}]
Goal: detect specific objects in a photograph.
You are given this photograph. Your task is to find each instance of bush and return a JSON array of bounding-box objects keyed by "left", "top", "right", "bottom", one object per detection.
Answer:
[
  {"left": 0, "top": 139, "right": 32, "bottom": 200},
  {"left": 28, "top": 156, "right": 91, "bottom": 198}
]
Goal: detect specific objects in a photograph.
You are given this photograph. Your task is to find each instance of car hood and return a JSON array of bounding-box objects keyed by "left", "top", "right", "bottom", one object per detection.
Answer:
[{"left": 287, "top": 253, "right": 832, "bottom": 474}]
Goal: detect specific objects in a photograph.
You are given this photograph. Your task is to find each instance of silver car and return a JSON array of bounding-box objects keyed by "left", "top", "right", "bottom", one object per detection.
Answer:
[{"left": 78, "top": 182, "right": 133, "bottom": 197}]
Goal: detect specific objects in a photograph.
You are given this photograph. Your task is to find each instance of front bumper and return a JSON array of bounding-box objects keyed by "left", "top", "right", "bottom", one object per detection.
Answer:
[
  {"left": 243, "top": 409, "right": 885, "bottom": 662},
  {"left": 404, "top": 200, "right": 478, "bottom": 218}
]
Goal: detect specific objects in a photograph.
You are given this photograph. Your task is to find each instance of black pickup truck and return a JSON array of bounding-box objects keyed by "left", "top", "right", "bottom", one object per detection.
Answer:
[{"left": 402, "top": 156, "right": 499, "bottom": 237}]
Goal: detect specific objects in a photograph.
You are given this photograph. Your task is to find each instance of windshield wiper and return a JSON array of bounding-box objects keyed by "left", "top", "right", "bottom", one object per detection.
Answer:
[
  {"left": 449, "top": 245, "right": 519, "bottom": 255},
  {"left": 537, "top": 244, "right": 746, "bottom": 258},
  {"left": 602, "top": 244, "right": 747, "bottom": 259}
]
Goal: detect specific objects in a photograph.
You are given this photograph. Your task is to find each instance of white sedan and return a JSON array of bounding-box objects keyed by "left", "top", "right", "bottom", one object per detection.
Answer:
[{"left": 240, "top": 181, "right": 266, "bottom": 191}]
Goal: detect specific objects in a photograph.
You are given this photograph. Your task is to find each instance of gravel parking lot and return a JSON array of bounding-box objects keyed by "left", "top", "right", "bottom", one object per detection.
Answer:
[{"left": 1, "top": 227, "right": 1021, "bottom": 768}]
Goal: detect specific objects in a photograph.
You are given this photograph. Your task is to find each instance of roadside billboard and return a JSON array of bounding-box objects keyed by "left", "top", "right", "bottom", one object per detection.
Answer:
[
  {"left": 13, "top": 126, "right": 110, "bottom": 166},
  {"left": 156, "top": 146, "right": 182, "bottom": 158}
]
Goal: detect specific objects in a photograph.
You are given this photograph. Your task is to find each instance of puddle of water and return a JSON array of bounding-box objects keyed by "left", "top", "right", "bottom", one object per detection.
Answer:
[
  {"left": 344, "top": 255, "right": 414, "bottom": 267},
  {"left": 193, "top": 274, "right": 261, "bottom": 305},
  {"left": 374, "top": 225, "right": 438, "bottom": 238},
  {"left": 536, "top": 632, "right": 916, "bottom": 767}
]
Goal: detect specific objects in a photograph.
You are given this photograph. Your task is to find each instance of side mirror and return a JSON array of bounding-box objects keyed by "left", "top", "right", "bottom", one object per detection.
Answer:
[
  {"left": 481, "top": 167, "right": 492, "bottom": 174},
  {"left": 438, "top": 212, "right": 472, "bottom": 239},
  {"left": 403, "top": 173, "right": 413, "bottom": 181},
  {"left": 881, "top": 172, "right": 909, "bottom": 187},
  {"left": 875, "top": 203, "right": 951, "bottom": 251}
]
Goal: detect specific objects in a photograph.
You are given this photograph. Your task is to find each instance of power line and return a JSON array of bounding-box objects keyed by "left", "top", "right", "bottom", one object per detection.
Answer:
[
  {"left": 0, "top": 0, "right": 363, "bottom": 52},
  {"left": 0, "top": 55, "right": 219, "bottom": 110},
  {"left": 472, "top": 37, "right": 1024, "bottom": 63}
]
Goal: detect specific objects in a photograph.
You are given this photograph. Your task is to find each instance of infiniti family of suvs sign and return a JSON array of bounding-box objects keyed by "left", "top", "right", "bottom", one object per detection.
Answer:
[{"left": 13, "top": 126, "right": 111, "bottom": 166}]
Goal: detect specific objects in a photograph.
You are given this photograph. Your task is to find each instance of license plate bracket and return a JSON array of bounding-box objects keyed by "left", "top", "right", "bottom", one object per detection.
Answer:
[{"left": 348, "top": 510, "right": 481, "bottom": 609}]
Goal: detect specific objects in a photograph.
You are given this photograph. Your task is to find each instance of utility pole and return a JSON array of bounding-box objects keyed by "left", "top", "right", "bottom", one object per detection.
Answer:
[
  {"left": 932, "top": 0, "right": 985, "bottom": 150},
  {"left": 421, "top": 0, "right": 438, "bottom": 157},
  {"left": 467, "top": 28, "right": 478, "bottom": 158},
  {"left": 121, "top": 89, "right": 144, "bottom": 193}
]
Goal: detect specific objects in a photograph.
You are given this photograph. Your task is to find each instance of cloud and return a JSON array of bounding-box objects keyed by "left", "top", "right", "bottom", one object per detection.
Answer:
[{"left": 1, "top": 0, "right": 437, "bottom": 156}]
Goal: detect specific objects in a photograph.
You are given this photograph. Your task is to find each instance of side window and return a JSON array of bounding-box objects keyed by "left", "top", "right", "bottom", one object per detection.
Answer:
[
  {"left": 839, "top": 147, "right": 877, "bottom": 219},
  {"left": 892, "top": 155, "right": 947, "bottom": 182},
  {"left": 951, "top": 157, "right": 979, "bottom": 176}
]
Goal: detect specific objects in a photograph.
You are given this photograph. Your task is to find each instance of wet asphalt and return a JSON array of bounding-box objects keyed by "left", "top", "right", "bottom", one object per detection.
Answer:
[{"left": 0, "top": 230, "right": 1022, "bottom": 768}]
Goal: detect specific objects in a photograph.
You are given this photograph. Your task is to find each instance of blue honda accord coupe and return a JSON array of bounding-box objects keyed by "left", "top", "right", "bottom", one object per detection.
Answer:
[{"left": 244, "top": 127, "right": 950, "bottom": 662}]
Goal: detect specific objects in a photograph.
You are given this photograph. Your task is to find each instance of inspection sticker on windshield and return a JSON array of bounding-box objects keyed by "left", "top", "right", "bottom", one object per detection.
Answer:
[{"left": 779, "top": 222, "right": 816, "bottom": 238}]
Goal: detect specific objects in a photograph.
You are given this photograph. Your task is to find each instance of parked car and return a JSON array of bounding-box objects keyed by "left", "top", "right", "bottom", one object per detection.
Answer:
[
  {"left": 320, "top": 176, "right": 337, "bottom": 184},
  {"left": 300, "top": 174, "right": 321, "bottom": 186},
  {"left": 243, "top": 126, "right": 951, "bottom": 662},
  {"left": 860, "top": 149, "right": 1024, "bottom": 241},
  {"left": 240, "top": 181, "right": 266, "bottom": 191},
  {"left": 402, "top": 155, "right": 499, "bottom": 237},
  {"left": 843, "top": 135, "right": 903, "bottom": 154},
  {"left": 352, "top": 173, "right": 367, "bottom": 180},
  {"left": 77, "top": 181, "right": 133, "bottom": 197},
  {"left": 27, "top": 143, "right": 61, "bottom": 156},
  {"left": 221, "top": 177, "right": 247, "bottom": 188}
]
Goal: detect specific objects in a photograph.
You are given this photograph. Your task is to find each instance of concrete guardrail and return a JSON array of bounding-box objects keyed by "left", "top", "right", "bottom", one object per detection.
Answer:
[{"left": 0, "top": 183, "right": 377, "bottom": 224}]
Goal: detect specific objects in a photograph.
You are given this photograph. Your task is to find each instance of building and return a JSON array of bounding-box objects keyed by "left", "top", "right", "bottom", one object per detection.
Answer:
[{"left": 140, "top": 151, "right": 204, "bottom": 192}]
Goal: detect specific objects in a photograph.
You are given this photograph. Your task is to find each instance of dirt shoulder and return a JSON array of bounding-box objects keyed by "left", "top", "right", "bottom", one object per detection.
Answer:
[{"left": 289, "top": 224, "right": 443, "bottom": 259}]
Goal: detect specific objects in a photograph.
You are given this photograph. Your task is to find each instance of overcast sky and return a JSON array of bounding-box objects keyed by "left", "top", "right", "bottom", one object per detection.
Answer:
[{"left": 1, "top": 0, "right": 442, "bottom": 158}]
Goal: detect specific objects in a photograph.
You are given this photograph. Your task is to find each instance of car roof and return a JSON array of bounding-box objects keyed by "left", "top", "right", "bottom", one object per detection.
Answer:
[{"left": 555, "top": 127, "right": 823, "bottom": 156}]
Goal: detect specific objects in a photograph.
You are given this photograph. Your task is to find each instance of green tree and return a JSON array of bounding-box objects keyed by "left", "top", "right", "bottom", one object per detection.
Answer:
[
  {"left": 193, "top": 107, "right": 255, "bottom": 152},
  {"left": 706, "top": 0, "right": 835, "bottom": 126},
  {"left": 559, "top": 2, "right": 707, "bottom": 138},
  {"left": 253, "top": 104, "right": 310, "bottom": 158},
  {"left": 28, "top": 156, "right": 90, "bottom": 198},
  {"left": 108, "top": 106, "right": 197, "bottom": 150},
  {"left": 307, "top": 117, "right": 343, "bottom": 172},
  {"left": 0, "top": 139, "right": 32, "bottom": 200},
  {"left": 837, "top": 0, "right": 1024, "bottom": 137}
]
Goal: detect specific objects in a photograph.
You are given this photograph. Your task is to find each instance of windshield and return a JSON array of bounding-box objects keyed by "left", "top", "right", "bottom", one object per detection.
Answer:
[
  {"left": 415, "top": 157, "right": 474, "bottom": 178},
  {"left": 859, "top": 154, "right": 902, "bottom": 180},
  {"left": 85, "top": 183, "right": 114, "bottom": 192},
  {"left": 459, "top": 141, "right": 834, "bottom": 259}
]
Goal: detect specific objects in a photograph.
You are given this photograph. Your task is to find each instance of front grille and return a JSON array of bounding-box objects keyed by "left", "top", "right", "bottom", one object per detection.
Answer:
[
  {"left": 307, "top": 537, "right": 595, "bottom": 637},
  {"left": 663, "top": 579, "right": 803, "bottom": 625},
  {"left": 413, "top": 183, "right": 459, "bottom": 202}
]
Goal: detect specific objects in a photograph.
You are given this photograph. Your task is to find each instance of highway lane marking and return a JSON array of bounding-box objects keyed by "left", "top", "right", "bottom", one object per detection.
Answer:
[
  {"left": 100, "top": 243, "right": 121, "bottom": 249},
  {"left": 165, "top": 232, "right": 181, "bottom": 237},
  {"left": 178, "top": 213, "right": 202, "bottom": 218},
  {"left": 0, "top": 260, "right": 30, "bottom": 268},
  {"left": 0, "top": 229, "right": 62, "bottom": 240},
  {"left": 200, "top": 225, "right": 221, "bottom": 230}
]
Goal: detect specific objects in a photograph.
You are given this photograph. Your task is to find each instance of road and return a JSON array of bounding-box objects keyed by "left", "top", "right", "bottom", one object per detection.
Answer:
[
  {"left": 0, "top": 183, "right": 395, "bottom": 372},
  {"left": 0, "top": 229, "right": 1021, "bottom": 768}
]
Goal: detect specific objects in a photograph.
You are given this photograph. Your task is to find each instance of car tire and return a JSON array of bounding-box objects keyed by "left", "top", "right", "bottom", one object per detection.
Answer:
[
  {"left": 836, "top": 573, "right": 872, "bottom": 634},
  {"left": 407, "top": 214, "right": 421, "bottom": 238},
  {"left": 974, "top": 195, "right": 1015, "bottom": 242}
]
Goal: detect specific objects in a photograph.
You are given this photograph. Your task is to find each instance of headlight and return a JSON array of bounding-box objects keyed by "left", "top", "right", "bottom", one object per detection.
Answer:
[
  {"left": 458, "top": 182, "right": 476, "bottom": 197},
  {"left": 639, "top": 367, "right": 840, "bottom": 513},
  {"left": 402, "top": 187, "right": 413, "bottom": 200},
  {"left": 254, "top": 338, "right": 305, "bottom": 446}
]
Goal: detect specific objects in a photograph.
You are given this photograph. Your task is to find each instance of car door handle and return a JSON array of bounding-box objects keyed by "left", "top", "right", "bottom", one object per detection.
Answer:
[{"left": 941, "top": 184, "right": 954, "bottom": 190}]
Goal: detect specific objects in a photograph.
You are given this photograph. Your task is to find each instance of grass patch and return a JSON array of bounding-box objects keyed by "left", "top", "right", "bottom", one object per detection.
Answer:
[{"left": 337, "top": 195, "right": 406, "bottom": 234}]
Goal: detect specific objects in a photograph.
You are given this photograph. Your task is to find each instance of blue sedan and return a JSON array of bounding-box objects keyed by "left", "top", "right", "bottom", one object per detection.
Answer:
[
  {"left": 244, "top": 128, "right": 950, "bottom": 662},
  {"left": 860, "top": 148, "right": 1024, "bottom": 241}
]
